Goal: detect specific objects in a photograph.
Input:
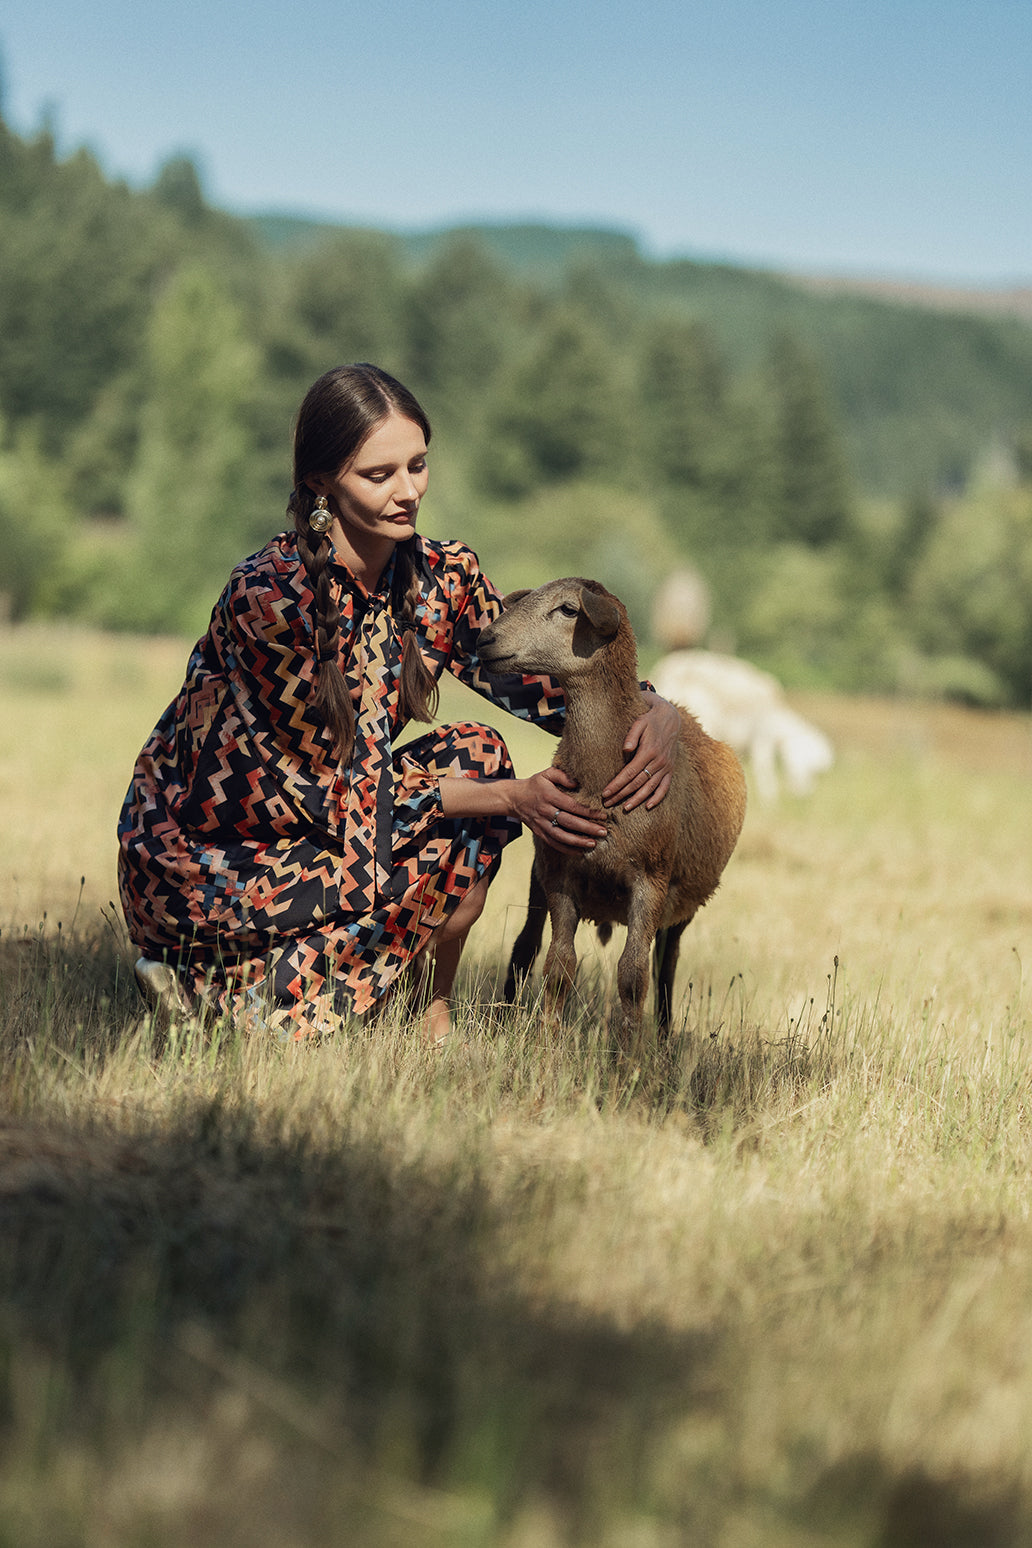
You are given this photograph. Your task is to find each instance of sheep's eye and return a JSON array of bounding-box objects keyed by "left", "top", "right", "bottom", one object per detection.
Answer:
[{"left": 556, "top": 602, "right": 580, "bottom": 618}]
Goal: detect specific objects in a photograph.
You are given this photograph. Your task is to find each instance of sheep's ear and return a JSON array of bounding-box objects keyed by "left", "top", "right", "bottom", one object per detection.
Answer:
[
  {"left": 579, "top": 586, "right": 620, "bottom": 638},
  {"left": 502, "top": 589, "right": 531, "bottom": 609}
]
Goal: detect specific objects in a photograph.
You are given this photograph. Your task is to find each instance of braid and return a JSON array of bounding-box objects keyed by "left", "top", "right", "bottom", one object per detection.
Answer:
[
  {"left": 392, "top": 539, "right": 439, "bottom": 726},
  {"left": 287, "top": 364, "right": 437, "bottom": 761},
  {"left": 292, "top": 492, "right": 356, "bottom": 765}
]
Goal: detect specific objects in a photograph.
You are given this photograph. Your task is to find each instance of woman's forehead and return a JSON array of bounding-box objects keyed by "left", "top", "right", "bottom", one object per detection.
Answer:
[{"left": 350, "top": 413, "right": 427, "bottom": 466}]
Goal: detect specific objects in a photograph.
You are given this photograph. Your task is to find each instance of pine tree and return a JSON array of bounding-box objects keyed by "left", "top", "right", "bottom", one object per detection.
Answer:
[
  {"left": 764, "top": 330, "right": 853, "bottom": 547},
  {"left": 402, "top": 235, "right": 512, "bottom": 415},
  {"left": 281, "top": 228, "right": 406, "bottom": 381},
  {"left": 478, "top": 309, "right": 624, "bottom": 496},
  {"left": 638, "top": 315, "right": 727, "bottom": 489},
  {"left": 116, "top": 265, "right": 265, "bottom": 633}
]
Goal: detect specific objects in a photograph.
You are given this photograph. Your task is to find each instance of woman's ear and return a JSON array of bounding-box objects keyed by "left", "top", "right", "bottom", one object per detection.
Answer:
[{"left": 305, "top": 474, "right": 333, "bottom": 500}]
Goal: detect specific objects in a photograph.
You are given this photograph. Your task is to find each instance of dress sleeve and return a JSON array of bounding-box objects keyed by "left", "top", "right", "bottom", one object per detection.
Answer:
[{"left": 439, "top": 546, "right": 567, "bottom": 736}]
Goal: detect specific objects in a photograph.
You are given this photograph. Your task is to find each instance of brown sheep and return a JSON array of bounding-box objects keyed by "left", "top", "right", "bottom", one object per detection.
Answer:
[{"left": 478, "top": 578, "right": 747, "bottom": 1046}]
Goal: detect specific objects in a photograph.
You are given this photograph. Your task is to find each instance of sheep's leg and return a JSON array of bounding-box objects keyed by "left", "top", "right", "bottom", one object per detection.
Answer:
[
  {"left": 653, "top": 918, "right": 690, "bottom": 1037},
  {"left": 504, "top": 865, "right": 548, "bottom": 1003},
  {"left": 616, "top": 880, "right": 669, "bottom": 1049},
  {"left": 541, "top": 889, "right": 581, "bottom": 1022}
]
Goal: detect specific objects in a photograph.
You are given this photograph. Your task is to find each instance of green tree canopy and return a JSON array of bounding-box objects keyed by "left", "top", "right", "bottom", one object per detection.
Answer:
[
  {"left": 274, "top": 228, "right": 407, "bottom": 388},
  {"left": 477, "top": 310, "right": 625, "bottom": 497},
  {"left": 109, "top": 266, "right": 266, "bottom": 634},
  {"left": 762, "top": 330, "right": 854, "bottom": 547},
  {"left": 402, "top": 235, "right": 514, "bottom": 416},
  {"left": 637, "top": 315, "right": 729, "bottom": 490},
  {"left": 909, "top": 486, "right": 1032, "bottom": 704}
]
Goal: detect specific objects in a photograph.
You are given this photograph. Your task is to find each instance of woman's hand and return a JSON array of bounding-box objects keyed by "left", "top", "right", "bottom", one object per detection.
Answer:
[
  {"left": 602, "top": 691, "right": 681, "bottom": 812},
  {"left": 510, "top": 767, "right": 607, "bottom": 853}
]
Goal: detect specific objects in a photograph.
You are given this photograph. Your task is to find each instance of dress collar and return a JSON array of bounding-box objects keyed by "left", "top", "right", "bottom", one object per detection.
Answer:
[{"left": 328, "top": 543, "right": 398, "bottom": 603}]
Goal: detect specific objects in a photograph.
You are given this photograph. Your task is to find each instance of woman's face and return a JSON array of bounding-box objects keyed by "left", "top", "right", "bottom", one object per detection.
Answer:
[{"left": 310, "top": 412, "right": 430, "bottom": 559}]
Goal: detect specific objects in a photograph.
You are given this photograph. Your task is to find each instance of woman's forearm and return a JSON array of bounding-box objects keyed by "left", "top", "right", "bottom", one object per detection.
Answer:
[
  {"left": 438, "top": 774, "right": 519, "bottom": 820},
  {"left": 438, "top": 772, "right": 607, "bottom": 852}
]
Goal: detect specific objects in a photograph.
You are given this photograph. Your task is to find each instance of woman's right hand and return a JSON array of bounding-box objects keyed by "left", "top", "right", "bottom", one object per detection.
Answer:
[{"left": 510, "top": 767, "right": 607, "bottom": 852}]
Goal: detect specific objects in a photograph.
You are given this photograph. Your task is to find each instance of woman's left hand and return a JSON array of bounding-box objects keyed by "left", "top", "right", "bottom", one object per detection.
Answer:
[{"left": 601, "top": 691, "right": 681, "bottom": 812}]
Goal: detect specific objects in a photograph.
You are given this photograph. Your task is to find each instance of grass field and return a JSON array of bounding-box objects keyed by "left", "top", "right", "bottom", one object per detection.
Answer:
[{"left": 2, "top": 622, "right": 1032, "bottom": 1546}]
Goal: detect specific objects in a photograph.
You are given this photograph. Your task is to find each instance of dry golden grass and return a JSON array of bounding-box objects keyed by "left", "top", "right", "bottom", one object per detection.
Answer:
[{"left": 2, "top": 622, "right": 1032, "bottom": 1545}]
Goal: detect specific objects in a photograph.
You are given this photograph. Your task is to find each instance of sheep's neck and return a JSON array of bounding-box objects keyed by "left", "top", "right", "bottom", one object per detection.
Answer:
[{"left": 557, "top": 678, "right": 649, "bottom": 801}]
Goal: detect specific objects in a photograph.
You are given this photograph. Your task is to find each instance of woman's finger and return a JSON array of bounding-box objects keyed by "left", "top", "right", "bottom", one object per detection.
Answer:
[
  {"left": 644, "top": 771, "right": 673, "bottom": 810},
  {"left": 538, "top": 801, "right": 605, "bottom": 850}
]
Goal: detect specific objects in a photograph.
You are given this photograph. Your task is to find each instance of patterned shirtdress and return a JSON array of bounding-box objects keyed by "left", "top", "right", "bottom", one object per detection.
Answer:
[{"left": 117, "top": 531, "right": 566, "bottom": 1024}]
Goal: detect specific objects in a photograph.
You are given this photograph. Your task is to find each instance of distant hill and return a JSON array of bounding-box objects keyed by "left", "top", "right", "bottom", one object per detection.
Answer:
[
  {"left": 247, "top": 213, "right": 361, "bottom": 253},
  {"left": 402, "top": 220, "right": 645, "bottom": 276},
  {"left": 247, "top": 213, "right": 644, "bottom": 277},
  {"left": 247, "top": 210, "right": 1032, "bottom": 316},
  {"left": 789, "top": 272, "right": 1032, "bottom": 325}
]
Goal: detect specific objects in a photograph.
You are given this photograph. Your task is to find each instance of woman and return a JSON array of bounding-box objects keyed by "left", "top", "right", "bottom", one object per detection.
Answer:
[{"left": 119, "top": 364, "right": 679, "bottom": 1041}]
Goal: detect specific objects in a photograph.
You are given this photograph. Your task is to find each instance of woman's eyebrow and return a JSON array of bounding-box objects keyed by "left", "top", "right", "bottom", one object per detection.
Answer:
[{"left": 356, "top": 452, "right": 428, "bottom": 472}]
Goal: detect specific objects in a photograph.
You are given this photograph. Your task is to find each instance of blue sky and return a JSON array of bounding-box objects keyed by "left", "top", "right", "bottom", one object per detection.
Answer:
[{"left": 4, "top": 0, "right": 1030, "bottom": 282}]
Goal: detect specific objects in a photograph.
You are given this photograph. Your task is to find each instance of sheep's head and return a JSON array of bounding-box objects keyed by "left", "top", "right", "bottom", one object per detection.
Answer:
[{"left": 478, "top": 578, "right": 627, "bottom": 683}]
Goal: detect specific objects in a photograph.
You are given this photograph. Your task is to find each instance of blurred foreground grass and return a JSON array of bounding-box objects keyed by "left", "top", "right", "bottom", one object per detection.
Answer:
[{"left": 2, "top": 622, "right": 1032, "bottom": 1546}]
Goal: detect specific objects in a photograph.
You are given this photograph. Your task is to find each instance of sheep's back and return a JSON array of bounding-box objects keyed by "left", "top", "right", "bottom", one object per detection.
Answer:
[{"left": 663, "top": 712, "right": 747, "bottom": 910}]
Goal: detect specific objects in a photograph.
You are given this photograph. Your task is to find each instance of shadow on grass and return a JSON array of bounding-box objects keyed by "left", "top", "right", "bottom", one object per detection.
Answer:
[
  {"left": 4, "top": 927, "right": 1025, "bottom": 1543},
  {"left": 1, "top": 1104, "right": 1023, "bottom": 1546},
  {"left": 0, "top": 909, "right": 140, "bottom": 1064},
  {"left": 0, "top": 1098, "right": 712, "bottom": 1542},
  {"left": 805, "top": 1451, "right": 1023, "bottom": 1548}
]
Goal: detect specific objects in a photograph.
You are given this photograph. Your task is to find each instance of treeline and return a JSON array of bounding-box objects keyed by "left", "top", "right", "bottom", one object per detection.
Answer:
[{"left": 1, "top": 110, "right": 1031, "bottom": 706}]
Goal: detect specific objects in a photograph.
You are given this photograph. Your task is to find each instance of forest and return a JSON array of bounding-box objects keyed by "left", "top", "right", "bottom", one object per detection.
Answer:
[{"left": 1, "top": 109, "right": 1031, "bottom": 706}]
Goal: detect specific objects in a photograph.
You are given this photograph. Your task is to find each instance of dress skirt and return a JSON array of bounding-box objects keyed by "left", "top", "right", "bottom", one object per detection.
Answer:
[{"left": 118, "top": 720, "right": 520, "bottom": 1029}]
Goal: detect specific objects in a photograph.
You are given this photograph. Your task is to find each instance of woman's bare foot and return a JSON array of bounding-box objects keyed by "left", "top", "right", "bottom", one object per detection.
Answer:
[
  {"left": 408, "top": 876, "right": 490, "bottom": 1047},
  {"left": 421, "top": 993, "right": 452, "bottom": 1045}
]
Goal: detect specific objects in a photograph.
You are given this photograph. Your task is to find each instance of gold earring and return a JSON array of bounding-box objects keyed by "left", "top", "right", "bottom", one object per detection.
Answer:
[{"left": 308, "top": 495, "right": 332, "bottom": 535}]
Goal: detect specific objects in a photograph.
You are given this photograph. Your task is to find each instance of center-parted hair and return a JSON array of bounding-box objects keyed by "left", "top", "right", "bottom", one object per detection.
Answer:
[{"left": 287, "top": 365, "right": 439, "bottom": 765}]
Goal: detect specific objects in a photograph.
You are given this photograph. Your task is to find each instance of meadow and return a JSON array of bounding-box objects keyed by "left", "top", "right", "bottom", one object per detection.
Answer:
[{"left": 1, "top": 622, "right": 1032, "bottom": 1546}]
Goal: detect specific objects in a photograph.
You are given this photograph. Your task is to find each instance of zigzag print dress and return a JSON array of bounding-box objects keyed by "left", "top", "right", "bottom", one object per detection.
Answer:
[{"left": 117, "top": 532, "right": 566, "bottom": 1027}]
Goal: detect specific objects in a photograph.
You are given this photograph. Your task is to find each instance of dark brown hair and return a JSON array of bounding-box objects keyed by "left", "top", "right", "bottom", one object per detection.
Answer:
[{"left": 287, "top": 365, "right": 438, "bottom": 765}]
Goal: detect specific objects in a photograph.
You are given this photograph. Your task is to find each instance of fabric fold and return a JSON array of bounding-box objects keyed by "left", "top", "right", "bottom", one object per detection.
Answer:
[{"left": 339, "top": 594, "right": 397, "bottom": 910}]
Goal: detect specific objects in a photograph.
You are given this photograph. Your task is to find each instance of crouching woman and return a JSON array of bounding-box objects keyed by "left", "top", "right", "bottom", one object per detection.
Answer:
[{"left": 118, "top": 364, "right": 679, "bottom": 1040}]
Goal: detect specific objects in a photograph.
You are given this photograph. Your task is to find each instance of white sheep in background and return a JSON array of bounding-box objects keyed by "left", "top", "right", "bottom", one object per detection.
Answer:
[{"left": 649, "top": 649, "right": 834, "bottom": 803}]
